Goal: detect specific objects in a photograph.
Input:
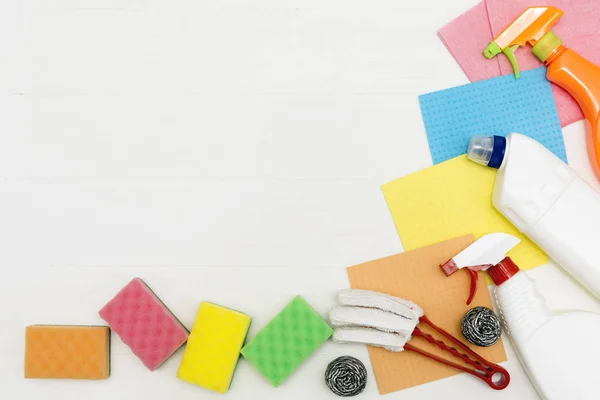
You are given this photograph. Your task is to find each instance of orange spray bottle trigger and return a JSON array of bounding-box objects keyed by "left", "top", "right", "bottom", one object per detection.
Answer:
[{"left": 483, "top": 6, "right": 564, "bottom": 78}]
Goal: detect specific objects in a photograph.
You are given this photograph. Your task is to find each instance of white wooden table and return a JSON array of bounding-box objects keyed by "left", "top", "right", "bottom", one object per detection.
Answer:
[{"left": 2, "top": 1, "right": 599, "bottom": 398}]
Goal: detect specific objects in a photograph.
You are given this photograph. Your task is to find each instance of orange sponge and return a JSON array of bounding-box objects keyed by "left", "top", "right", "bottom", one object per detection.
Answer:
[{"left": 25, "top": 325, "right": 111, "bottom": 380}]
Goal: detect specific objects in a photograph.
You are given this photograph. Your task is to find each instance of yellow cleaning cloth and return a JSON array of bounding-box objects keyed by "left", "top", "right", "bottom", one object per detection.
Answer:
[
  {"left": 382, "top": 155, "right": 547, "bottom": 270},
  {"left": 177, "top": 302, "right": 251, "bottom": 394}
]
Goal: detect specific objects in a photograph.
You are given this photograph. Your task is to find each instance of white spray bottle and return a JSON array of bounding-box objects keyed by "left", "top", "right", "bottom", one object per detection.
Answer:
[
  {"left": 441, "top": 233, "right": 600, "bottom": 400},
  {"left": 467, "top": 133, "right": 600, "bottom": 298}
]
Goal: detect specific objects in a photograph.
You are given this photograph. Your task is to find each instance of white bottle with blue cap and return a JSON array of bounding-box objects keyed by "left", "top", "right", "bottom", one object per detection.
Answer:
[{"left": 468, "top": 133, "right": 600, "bottom": 298}]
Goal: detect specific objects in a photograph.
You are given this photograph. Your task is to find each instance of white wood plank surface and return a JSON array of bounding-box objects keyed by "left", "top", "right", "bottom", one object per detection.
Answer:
[{"left": 2, "top": 1, "right": 599, "bottom": 399}]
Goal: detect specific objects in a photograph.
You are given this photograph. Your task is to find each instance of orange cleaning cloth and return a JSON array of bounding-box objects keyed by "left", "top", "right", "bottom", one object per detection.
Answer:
[
  {"left": 346, "top": 235, "right": 507, "bottom": 394},
  {"left": 25, "top": 325, "right": 111, "bottom": 379}
]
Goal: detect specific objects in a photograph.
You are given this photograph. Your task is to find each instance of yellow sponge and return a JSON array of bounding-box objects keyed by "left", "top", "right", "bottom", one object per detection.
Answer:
[{"left": 177, "top": 302, "right": 251, "bottom": 393}]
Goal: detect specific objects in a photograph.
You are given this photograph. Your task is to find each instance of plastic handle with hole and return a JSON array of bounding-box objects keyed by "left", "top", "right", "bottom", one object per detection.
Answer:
[{"left": 406, "top": 316, "right": 510, "bottom": 390}]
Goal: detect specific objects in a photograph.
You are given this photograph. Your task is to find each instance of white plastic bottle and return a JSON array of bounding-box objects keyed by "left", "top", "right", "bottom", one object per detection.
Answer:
[
  {"left": 487, "top": 258, "right": 600, "bottom": 400},
  {"left": 468, "top": 133, "right": 600, "bottom": 298}
]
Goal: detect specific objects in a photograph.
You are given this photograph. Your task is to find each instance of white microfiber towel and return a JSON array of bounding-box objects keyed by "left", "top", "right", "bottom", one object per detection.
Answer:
[
  {"left": 330, "top": 289, "right": 424, "bottom": 351},
  {"left": 338, "top": 289, "right": 424, "bottom": 320},
  {"left": 333, "top": 326, "right": 409, "bottom": 352},
  {"left": 329, "top": 306, "right": 418, "bottom": 335}
]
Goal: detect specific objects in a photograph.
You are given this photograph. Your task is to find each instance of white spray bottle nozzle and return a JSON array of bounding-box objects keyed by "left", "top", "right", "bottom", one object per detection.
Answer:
[{"left": 440, "top": 233, "right": 520, "bottom": 304}]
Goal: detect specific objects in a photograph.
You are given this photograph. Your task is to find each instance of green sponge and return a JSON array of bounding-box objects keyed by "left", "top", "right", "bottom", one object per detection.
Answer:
[{"left": 241, "top": 296, "right": 333, "bottom": 387}]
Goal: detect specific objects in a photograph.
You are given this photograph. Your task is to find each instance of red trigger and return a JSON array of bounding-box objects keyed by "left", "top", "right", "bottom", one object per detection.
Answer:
[
  {"left": 439, "top": 260, "right": 493, "bottom": 305},
  {"left": 466, "top": 268, "right": 479, "bottom": 305}
]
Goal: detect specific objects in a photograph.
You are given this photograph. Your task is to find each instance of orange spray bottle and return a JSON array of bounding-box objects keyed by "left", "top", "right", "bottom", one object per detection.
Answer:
[{"left": 484, "top": 6, "right": 600, "bottom": 179}]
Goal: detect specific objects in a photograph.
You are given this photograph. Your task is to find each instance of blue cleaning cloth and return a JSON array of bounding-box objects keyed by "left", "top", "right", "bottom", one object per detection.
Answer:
[{"left": 419, "top": 67, "right": 567, "bottom": 164}]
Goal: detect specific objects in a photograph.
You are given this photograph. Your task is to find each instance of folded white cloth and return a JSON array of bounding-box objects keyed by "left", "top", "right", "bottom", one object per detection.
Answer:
[
  {"left": 338, "top": 289, "right": 424, "bottom": 320},
  {"left": 330, "top": 289, "right": 423, "bottom": 351},
  {"left": 329, "top": 306, "right": 417, "bottom": 335},
  {"left": 333, "top": 326, "right": 408, "bottom": 352}
]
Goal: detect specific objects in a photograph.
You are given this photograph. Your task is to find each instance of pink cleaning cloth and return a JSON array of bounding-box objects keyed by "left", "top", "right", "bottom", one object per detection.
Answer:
[
  {"left": 99, "top": 278, "right": 189, "bottom": 371},
  {"left": 438, "top": 2, "right": 500, "bottom": 82},
  {"left": 439, "top": 0, "right": 600, "bottom": 127}
]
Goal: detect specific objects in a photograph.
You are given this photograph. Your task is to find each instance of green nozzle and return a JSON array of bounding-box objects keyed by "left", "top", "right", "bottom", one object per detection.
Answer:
[
  {"left": 484, "top": 42, "right": 520, "bottom": 78},
  {"left": 483, "top": 42, "right": 521, "bottom": 78},
  {"left": 533, "top": 31, "right": 563, "bottom": 62},
  {"left": 484, "top": 42, "right": 502, "bottom": 59},
  {"left": 503, "top": 45, "right": 521, "bottom": 78}
]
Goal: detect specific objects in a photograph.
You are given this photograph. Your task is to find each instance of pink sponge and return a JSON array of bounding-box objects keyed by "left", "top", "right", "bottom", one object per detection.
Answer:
[{"left": 99, "top": 278, "right": 189, "bottom": 371}]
